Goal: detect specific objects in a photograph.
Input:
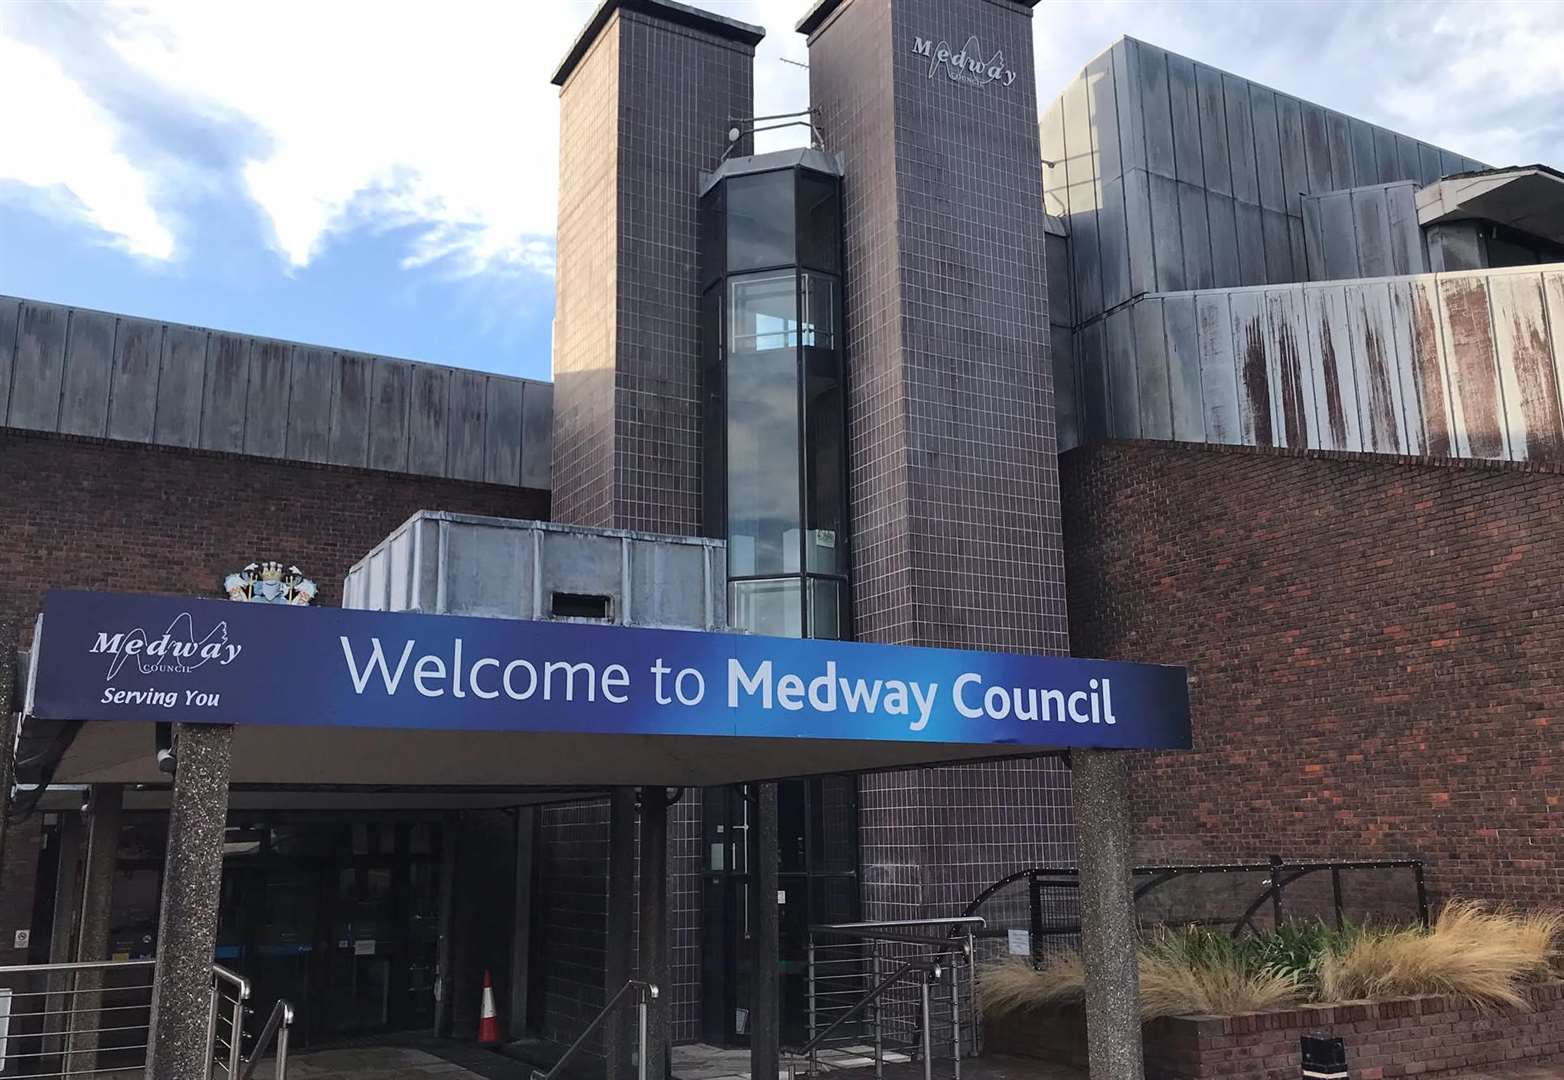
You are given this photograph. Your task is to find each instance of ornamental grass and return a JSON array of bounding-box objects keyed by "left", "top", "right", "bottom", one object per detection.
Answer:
[
  {"left": 979, "top": 901, "right": 1563, "bottom": 1021},
  {"left": 1318, "top": 901, "right": 1563, "bottom": 1009}
]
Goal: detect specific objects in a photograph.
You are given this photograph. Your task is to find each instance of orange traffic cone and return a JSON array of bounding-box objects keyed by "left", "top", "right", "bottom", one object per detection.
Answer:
[{"left": 478, "top": 969, "right": 501, "bottom": 1045}]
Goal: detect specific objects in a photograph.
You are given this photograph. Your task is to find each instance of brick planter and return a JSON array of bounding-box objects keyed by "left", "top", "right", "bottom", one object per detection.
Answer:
[{"left": 985, "top": 982, "right": 1564, "bottom": 1079}]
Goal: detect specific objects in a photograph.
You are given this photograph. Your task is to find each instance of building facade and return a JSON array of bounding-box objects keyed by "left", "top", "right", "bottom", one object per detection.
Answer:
[{"left": 2, "top": 0, "right": 1563, "bottom": 1069}]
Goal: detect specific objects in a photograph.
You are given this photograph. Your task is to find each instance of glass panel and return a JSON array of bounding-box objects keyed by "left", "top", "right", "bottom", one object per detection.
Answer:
[
  {"left": 804, "top": 346, "right": 845, "bottom": 574},
  {"left": 727, "top": 289, "right": 800, "bottom": 576},
  {"left": 807, "top": 578, "right": 844, "bottom": 640},
  {"left": 799, "top": 273, "right": 836, "bottom": 348},
  {"left": 797, "top": 170, "right": 841, "bottom": 274},
  {"left": 729, "top": 579, "right": 802, "bottom": 638},
  {"left": 730, "top": 273, "right": 798, "bottom": 352},
  {"left": 727, "top": 171, "right": 796, "bottom": 270}
]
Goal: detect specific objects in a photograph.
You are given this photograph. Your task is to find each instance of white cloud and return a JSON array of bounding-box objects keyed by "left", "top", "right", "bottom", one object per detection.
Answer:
[
  {"left": 0, "top": 34, "right": 174, "bottom": 259},
  {"left": 102, "top": 0, "right": 597, "bottom": 276},
  {"left": 1, "top": 0, "right": 1560, "bottom": 279}
]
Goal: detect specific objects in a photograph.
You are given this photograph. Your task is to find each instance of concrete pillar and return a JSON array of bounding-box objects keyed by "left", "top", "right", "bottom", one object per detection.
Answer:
[
  {"left": 1072, "top": 750, "right": 1144, "bottom": 1080},
  {"left": 606, "top": 788, "right": 637, "bottom": 1080},
  {"left": 66, "top": 782, "right": 124, "bottom": 1074},
  {"left": 44, "top": 812, "right": 85, "bottom": 1052},
  {"left": 509, "top": 806, "right": 536, "bottom": 1038},
  {"left": 145, "top": 723, "right": 233, "bottom": 1080},
  {"left": 749, "top": 783, "right": 779, "bottom": 1080},
  {"left": 637, "top": 789, "right": 670, "bottom": 1080}
]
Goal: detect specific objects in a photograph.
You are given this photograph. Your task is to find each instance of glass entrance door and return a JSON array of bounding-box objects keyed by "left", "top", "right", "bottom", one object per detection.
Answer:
[
  {"left": 703, "top": 778, "right": 860, "bottom": 1048},
  {"left": 215, "top": 817, "right": 444, "bottom": 1047}
]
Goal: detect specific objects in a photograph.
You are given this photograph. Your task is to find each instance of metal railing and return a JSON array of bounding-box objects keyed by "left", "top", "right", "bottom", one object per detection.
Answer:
[
  {"left": 0, "top": 959, "right": 291, "bottom": 1079},
  {"left": 797, "top": 917, "right": 983, "bottom": 1080},
  {"left": 963, "top": 857, "right": 1430, "bottom": 964},
  {"left": 0, "top": 957, "right": 156, "bottom": 1078},
  {"left": 206, "top": 964, "right": 293, "bottom": 1080},
  {"left": 530, "top": 979, "right": 657, "bottom": 1080}
]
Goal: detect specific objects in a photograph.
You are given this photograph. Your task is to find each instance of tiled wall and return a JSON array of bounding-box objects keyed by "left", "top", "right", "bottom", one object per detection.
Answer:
[
  {"left": 550, "top": 10, "right": 755, "bottom": 535},
  {"left": 1041, "top": 37, "right": 1484, "bottom": 320},
  {"left": 1061, "top": 264, "right": 1564, "bottom": 466},
  {"left": 805, "top": 0, "right": 1075, "bottom": 922}
]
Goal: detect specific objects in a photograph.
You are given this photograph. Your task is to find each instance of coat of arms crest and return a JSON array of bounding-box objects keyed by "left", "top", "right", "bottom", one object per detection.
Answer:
[{"left": 223, "top": 561, "right": 318, "bottom": 605}]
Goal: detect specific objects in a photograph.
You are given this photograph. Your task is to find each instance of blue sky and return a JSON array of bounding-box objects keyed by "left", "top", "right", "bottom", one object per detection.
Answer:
[{"left": 1, "top": 0, "right": 1560, "bottom": 383}]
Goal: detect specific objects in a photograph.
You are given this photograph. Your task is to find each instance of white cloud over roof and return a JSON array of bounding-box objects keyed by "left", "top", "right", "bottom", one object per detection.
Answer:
[
  {"left": 0, "top": 33, "right": 174, "bottom": 260},
  {"left": 0, "top": 0, "right": 1559, "bottom": 278}
]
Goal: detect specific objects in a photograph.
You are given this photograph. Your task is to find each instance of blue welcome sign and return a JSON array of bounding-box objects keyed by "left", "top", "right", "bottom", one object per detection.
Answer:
[{"left": 28, "top": 590, "right": 1191, "bottom": 751}]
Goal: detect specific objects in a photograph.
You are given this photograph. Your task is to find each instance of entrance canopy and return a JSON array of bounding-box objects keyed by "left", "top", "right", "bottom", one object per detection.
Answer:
[{"left": 24, "top": 589, "right": 1190, "bottom": 787}]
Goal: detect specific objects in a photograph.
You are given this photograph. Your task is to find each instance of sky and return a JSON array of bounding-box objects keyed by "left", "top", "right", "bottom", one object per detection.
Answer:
[{"left": 1, "top": 0, "right": 1561, "bottom": 383}]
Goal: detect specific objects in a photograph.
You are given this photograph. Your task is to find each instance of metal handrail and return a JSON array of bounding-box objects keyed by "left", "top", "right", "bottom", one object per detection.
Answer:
[
  {"left": 793, "top": 961, "right": 943, "bottom": 1080},
  {"left": 207, "top": 963, "right": 252, "bottom": 1080},
  {"left": 812, "top": 917, "right": 985, "bottom": 932},
  {"left": 0, "top": 959, "right": 155, "bottom": 975},
  {"left": 531, "top": 979, "right": 657, "bottom": 1080},
  {"left": 798, "top": 960, "right": 936, "bottom": 1058},
  {"left": 238, "top": 999, "right": 294, "bottom": 1080}
]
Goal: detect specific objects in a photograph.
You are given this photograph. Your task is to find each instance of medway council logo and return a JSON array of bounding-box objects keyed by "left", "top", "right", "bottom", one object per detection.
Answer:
[
  {"left": 912, "top": 34, "right": 1017, "bottom": 89},
  {"left": 89, "top": 612, "right": 243, "bottom": 680}
]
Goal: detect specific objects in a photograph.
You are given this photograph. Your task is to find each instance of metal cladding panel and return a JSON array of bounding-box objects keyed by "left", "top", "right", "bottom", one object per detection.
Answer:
[
  {"left": 0, "top": 296, "right": 549, "bottom": 486},
  {"left": 344, "top": 513, "right": 726, "bottom": 632},
  {"left": 244, "top": 339, "right": 292, "bottom": 457},
  {"left": 1194, "top": 63, "right": 1232, "bottom": 197},
  {"left": 1133, "top": 297, "right": 1173, "bottom": 439},
  {"left": 1084, "top": 267, "right": 1564, "bottom": 470},
  {"left": 10, "top": 301, "right": 68, "bottom": 431},
  {"left": 200, "top": 332, "right": 251, "bottom": 453},
  {"left": 58, "top": 309, "right": 115, "bottom": 438},
  {"left": 1163, "top": 294, "right": 1205, "bottom": 441},
  {"left": 0, "top": 296, "right": 18, "bottom": 423},
  {"left": 155, "top": 324, "right": 207, "bottom": 448},
  {"left": 108, "top": 319, "right": 163, "bottom": 443},
  {"left": 407, "top": 363, "right": 452, "bottom": 477}
]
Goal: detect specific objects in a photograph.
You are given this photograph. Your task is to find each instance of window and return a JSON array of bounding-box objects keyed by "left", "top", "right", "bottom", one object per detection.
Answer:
[
  {"left": 727, "top": 171, "right": 796, "bottom": 270},
  {"left": 729, "top": 579, "right": 803, "bottom": 637},
  {"left": 799, "top": 273, "right": 837, "bottom": 348},
  {"left": 731, "top": 274, "right": 799, "bottom": 352}
]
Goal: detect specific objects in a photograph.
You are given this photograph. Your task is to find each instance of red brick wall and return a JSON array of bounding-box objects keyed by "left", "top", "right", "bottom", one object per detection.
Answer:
[
  {"left": 0, "top": 427, "right": 549, "bottom": 952},
  {"left": 1060, "top": 440, "right": 1564, "bottom": 907},
  {"left": 991, "top": 984, "right": 1564, "bottom": 1079},
  {"left": 0, "top": 428, "right": 549, "bottom": 634}
]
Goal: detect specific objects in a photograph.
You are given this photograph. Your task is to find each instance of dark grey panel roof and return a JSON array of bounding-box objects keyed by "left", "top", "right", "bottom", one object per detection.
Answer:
[{"left": 553, "top": 0, "right": 765, "bottom": 87}]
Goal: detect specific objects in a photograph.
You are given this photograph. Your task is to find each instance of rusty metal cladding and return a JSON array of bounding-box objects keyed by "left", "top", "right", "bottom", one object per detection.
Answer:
[
  {"left": 1488, "top": 272, "right": 1564, "bottom": 461},
  {"left": 1438, "top": 277, "right": 1507, "bottom": 460},
  {"left": 1267, "top": 290, "right": 1308, "bottom": 448},
  {"left": 1306, "top": 289, "right": 1350, "bottom": 451},
  {"left": 1408, "top": 278, "right": 1453, "bottom": 457},
  {"left": 1349, "top": 284, "right": 1403, "bottom": 454},
  {"left": 1231, "top": 291, "right": 1273, "bottom": 447}
]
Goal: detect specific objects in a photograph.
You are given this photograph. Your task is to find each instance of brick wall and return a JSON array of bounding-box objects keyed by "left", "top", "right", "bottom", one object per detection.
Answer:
[
  {"left": 1060, "top": 439, "right": 1564, "bottom": 906},
  {"left": 991, "top": 984, "right": 1564, "bottom": 1079},
  {"left": 0, "top": 427, "right": 548, "bottom": 632},
  {"left": 0, "top": 426, "right": 549, "bottom": 965}
]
